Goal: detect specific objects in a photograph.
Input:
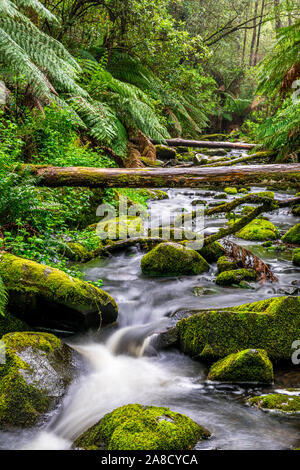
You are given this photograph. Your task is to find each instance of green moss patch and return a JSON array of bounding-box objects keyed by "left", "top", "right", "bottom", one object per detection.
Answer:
[
  {"left": 176, "top": 296, "right": 300, "bottom": 361},
  {"left": 236, "top": 219, "right": 279, "bottom": 241},
  {"left": 141, "top": 242, "right": 210, "bottom": 277},
  {"left": 217, "top": 256, "right": 240, "bottom": 273},
  {"left": 0, "top": 332, "right": 75, "bottom": 428},
  {"left": 216, "top": 268, "right": 257, "bottom": 286},
  {"left": 74, "top": 404, "right": 210, "bottom": 450},
  {"left": 292, "top": 249, "right": 300, "bottom": 266},
  {"left": 249, "top": 393, "right": 300, "bottom": 413},
  {"left": 199, "top": 242, "right": 225, "bottom": 263},
  {"left": 208, "top": 349, "right": 273, "bottom": 383},
  {"left": 282, "top": 223, "right": 300, "bottom": 245}
]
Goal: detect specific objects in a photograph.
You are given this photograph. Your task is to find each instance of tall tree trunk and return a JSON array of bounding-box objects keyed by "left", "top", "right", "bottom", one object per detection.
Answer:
[
  {"left": 249, "top": 0, "right": 259, "bottom": 66},
  {"left": 274, "top": 0, "right": 282, "bottom": 29},
  {"left": 242, "top": 3, "right": 249, "bottom": 65},
  {"left": 254, "top": 0, "right": 266, "bottom": 66}
]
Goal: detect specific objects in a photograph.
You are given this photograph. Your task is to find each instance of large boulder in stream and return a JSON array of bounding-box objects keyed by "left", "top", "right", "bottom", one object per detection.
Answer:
[
  {"left": 208, "top": 349, "right": 274, "bottom": 384},
  {"left": 74, "top": 404, "right": 210, "bottom": 450},
  {"left": 141, "top": 242, "right": 210, "bottom": 277},
  {"left": 0, "top": 253, "right": 118, "bottom": 333},
  {"left": 0, "top": 332, "right": 77, "bottom": 428},
  {"left": 282, "top": 223, "right": 300, "bottom": 245},
  {"left": 235, "top": 218, "right": 279, "bottom": 241},
  {"left": 161, "top": 296, "right": 300, "bottom": 361},
  {"left": 216, "top": 268, "right": 258, "bottom": 286}
]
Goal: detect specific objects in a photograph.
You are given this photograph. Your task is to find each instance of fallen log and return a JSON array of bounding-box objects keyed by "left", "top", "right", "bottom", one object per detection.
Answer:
[
  {"left": 133, "top": 137, "right": 256, "bottom": 150},
  {"left": 23, "top": 164, "right": 300, "bottom": 188}
]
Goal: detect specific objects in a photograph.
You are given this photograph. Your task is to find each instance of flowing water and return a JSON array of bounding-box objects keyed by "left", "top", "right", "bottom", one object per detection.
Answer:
[{"left": 1, "top": 167, "right": 300, "bottom": 450}]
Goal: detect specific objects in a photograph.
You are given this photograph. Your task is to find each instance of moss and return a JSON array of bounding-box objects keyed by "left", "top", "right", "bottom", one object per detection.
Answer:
[
  {"left": 65, "top": 242, "right": 92, "bottom": 262},
  {"left": 140, "top": 157, "right": 164, "bottom": 167},
  {"left": 236, "top": 218, "right": 279, "bottom": 241},
  {"left": 176, "top": 296, "right": 300, "bottom": 361},
  {"left": 74, "top": 404, "right": 210, "bottom": 450},
  {"left": 208, "top": 349, "right": 273, "bottom": 383},
  {"left": 145, "top": 190, "right": 168, "bottom": 200},
  {"left": 199, "top": 241, "right": 225, "bottom": 263},
  {"left": 254, "top": 191, "right": 274, "bottom": 199},
  {"left": 0, "top": 312, "right": 29, "bottom": 339},
  {"left": 155, "top": 145, "right": 176, "bottom": 160},
  {"left": 217, "top": 256, "right": 240, "bottom": 273},
  {"left": 292, "top": 205, "right": 300, "bottom": 216},
  {"left": 96, "top": 216, "right": 144, "bottom": 240},
  {"left": 216, "top": 268, "right": 257, "bottom": 286},
  {"left": 0, "top": 253, "right": 118, "bottom": 326},
  {"left": 249, "top": 393, "right": 300, "bottom": 413},
  {"left": 141, "top": 242, "right": 209, "bottom": 277},
  {"left": 282, "top": 223, "right": 300, "bottom": 245},
  {"left": 225, "top": 187, "right": 238, "bottom": 195},
  {"left": 292, "top": 249, "right": 300, "bottom": 266},
  {"left": 241, "top": 206, "right": 255, "bottom": 216},
  {"left": 0, "top": 332, "right": 74, "bottom": 427}
]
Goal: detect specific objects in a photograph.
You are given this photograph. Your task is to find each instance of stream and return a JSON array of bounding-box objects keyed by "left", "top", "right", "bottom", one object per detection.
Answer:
[{"left": 1, "top": 163, "right": 300, "bottom": 450}]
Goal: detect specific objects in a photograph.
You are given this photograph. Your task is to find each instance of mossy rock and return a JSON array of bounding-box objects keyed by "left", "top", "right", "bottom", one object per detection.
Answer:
[
  {"left": 236, "top": 219, "right": 279, "bottom": 241},
  {"left": 140, "top": 157, "right": 164, "bottom": 167},
  {"left": 224, "top": 187, "right": 238, "bottom": 195},
  {"left": 217, "top": 256, "right": 240, "bottom": 273},
  {"left": 292, "top": 249, "right": 300, "bottom": 266},
  {"left": 249, "top": 393, "right": 300, "bottom": 414},
  {"left": 146, "top": 190, "right": 169, "bottom": 200},
  {"left": 176, "top": 296, "right": 300, "bottom": 361},
  {"left": 0, "top": 332, "right": 76, "bottom": 428},
  {"left": 241, "top": 206, "right": 255, "bottom": 216},
  {"left": 292, "top": 205, "right": 300, "bottom": 216},
  {"left": 198, "top": 242, "right": 225, "bottom": 263},
  {"left": 208, "top": 349, "right": 273, "bottom": 383},
  {"left": 0, "top": 312, "right": 29, "bottom": 339},
  {"left": 254, "top": 191, "right": 274, "bottom": 199},
  {"left": 96, "top": 216, "right": 145, "bottom": 241},
  {"left": 282, "top": 223, "right": 300, "bottom": 245},
  {"left": 155, "top": 145, "right": 176, "bottom": 160},
  {"left": 141, "top": 242, "right": 210, "bottom": 277},
  {"left": 74, "top": 404, "right": 210, "bottom": 450},
  {"left": 65, "top": 242, "right": 95, "bottom": 262},
  {"left": 0, "top": 253, "right": 118, "bottom": 332},
  {"left": 216, "top": 268, "right": 257, "bottom": 286}
]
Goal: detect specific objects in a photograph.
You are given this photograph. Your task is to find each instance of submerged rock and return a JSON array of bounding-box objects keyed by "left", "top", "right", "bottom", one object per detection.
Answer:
[
  {"left": 141, "top": 242, "right": 210, "bottom": 277},
  {"left": 216, "top": 268, "right": 257, "bottom": 286},
  {"left": 208, "top": 349, "right": 274, "bottom": 383},
  {"left": 0, "top": 332, "right": 77, "bottom": 428},
  {"left": 0, "top": 253, "right": 118, "bottom": 333},
  {"left": 282, "top": 223, "right": 300, "bottom": 245},
  {"left": 249, "top": 393, "right": 300, "bottom": 414},
  {"left": 74, "top": 404, "right": 210, "bottom": 450},
  {"left": 176, "top": 296, "right": 300, "bottom": 361},
  {"left": 292, "top": 249, "right": 300, "bottom": 266},
  {"left": 236, "top": 218, "right": 279, "bottom": 241}
]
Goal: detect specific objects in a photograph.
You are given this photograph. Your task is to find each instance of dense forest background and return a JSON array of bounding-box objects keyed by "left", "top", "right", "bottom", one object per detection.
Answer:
[{"left": 0, "top": 0, "right": 299, "bottom": 288}]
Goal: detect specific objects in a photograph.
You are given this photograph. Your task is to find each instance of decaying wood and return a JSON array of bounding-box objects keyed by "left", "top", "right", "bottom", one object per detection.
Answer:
[
  {"left": 22, "top": 164, "right": 300, "bottom": 188},
  {"left": 133, "top": 137, "right": 256, "bottom": 150},
  {"left": 202, "top": 151, "right": 273, "bottom": 167},
  {"left": 223, "top": 239, "right": 278, "bottom": 283}
]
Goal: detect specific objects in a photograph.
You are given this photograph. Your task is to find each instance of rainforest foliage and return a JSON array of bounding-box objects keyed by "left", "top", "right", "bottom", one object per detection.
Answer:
[{"left": 0, "top": 0, "right": 299, "bottom": 301}]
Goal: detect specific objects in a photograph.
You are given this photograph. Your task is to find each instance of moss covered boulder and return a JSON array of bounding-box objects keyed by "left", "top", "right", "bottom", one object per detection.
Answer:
[
  {"left": 216, "top": 268, "right": 257, "bottom": 286},
  {"left": 198, "top": 242, "right": 225, "bottom": 263},
  {"left": 224, "top": 187, "right": 238, "bottom": 195},
  {"left": 217, "top": 256, "right": 240, "bottom": 273},
  {"left": 292, "top": 249, "right": 300, "bottom": 266},
  {"left": 96, "top": 216, "right": 144, "bottom": 240},
  {"left": 0, "top": 332, "right": 76, "bottom": 428},
  {"left": 176, "top": 296, "right": 300, "bottom": 361},
  {"left": 0, "top": 253, "right": 118, "bottom": 333},
  {"left": 208, "top": 349, "right": 273, "bottom": 383},
  {"left": 249, "top": 393, "right": 300, "bottom": 414},
  {"left": 141, "top": 242, "right": 210, "bottom": 277},
  {"left": 236, "top": 219, "right": 279, "bottom": 241},
  {"left": 282, "top": 223, "right": 300, "bottom": 245},
  {"left": 74, "top": 404, "right": 210, "bottom": 450}
]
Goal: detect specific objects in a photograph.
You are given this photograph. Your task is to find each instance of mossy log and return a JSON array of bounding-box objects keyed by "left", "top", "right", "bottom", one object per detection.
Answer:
[
  {"left": 22, "top": 164, "right": 300, "bottom": 188},
  {"left": 202, "top": 151, "right": 274, "bottom": 167},
  {"left": 0, "top": 253, "right": 118, "bottom": 333},
  {"left": 133, "top": 137, "right": 256, "bottom": 150}
]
